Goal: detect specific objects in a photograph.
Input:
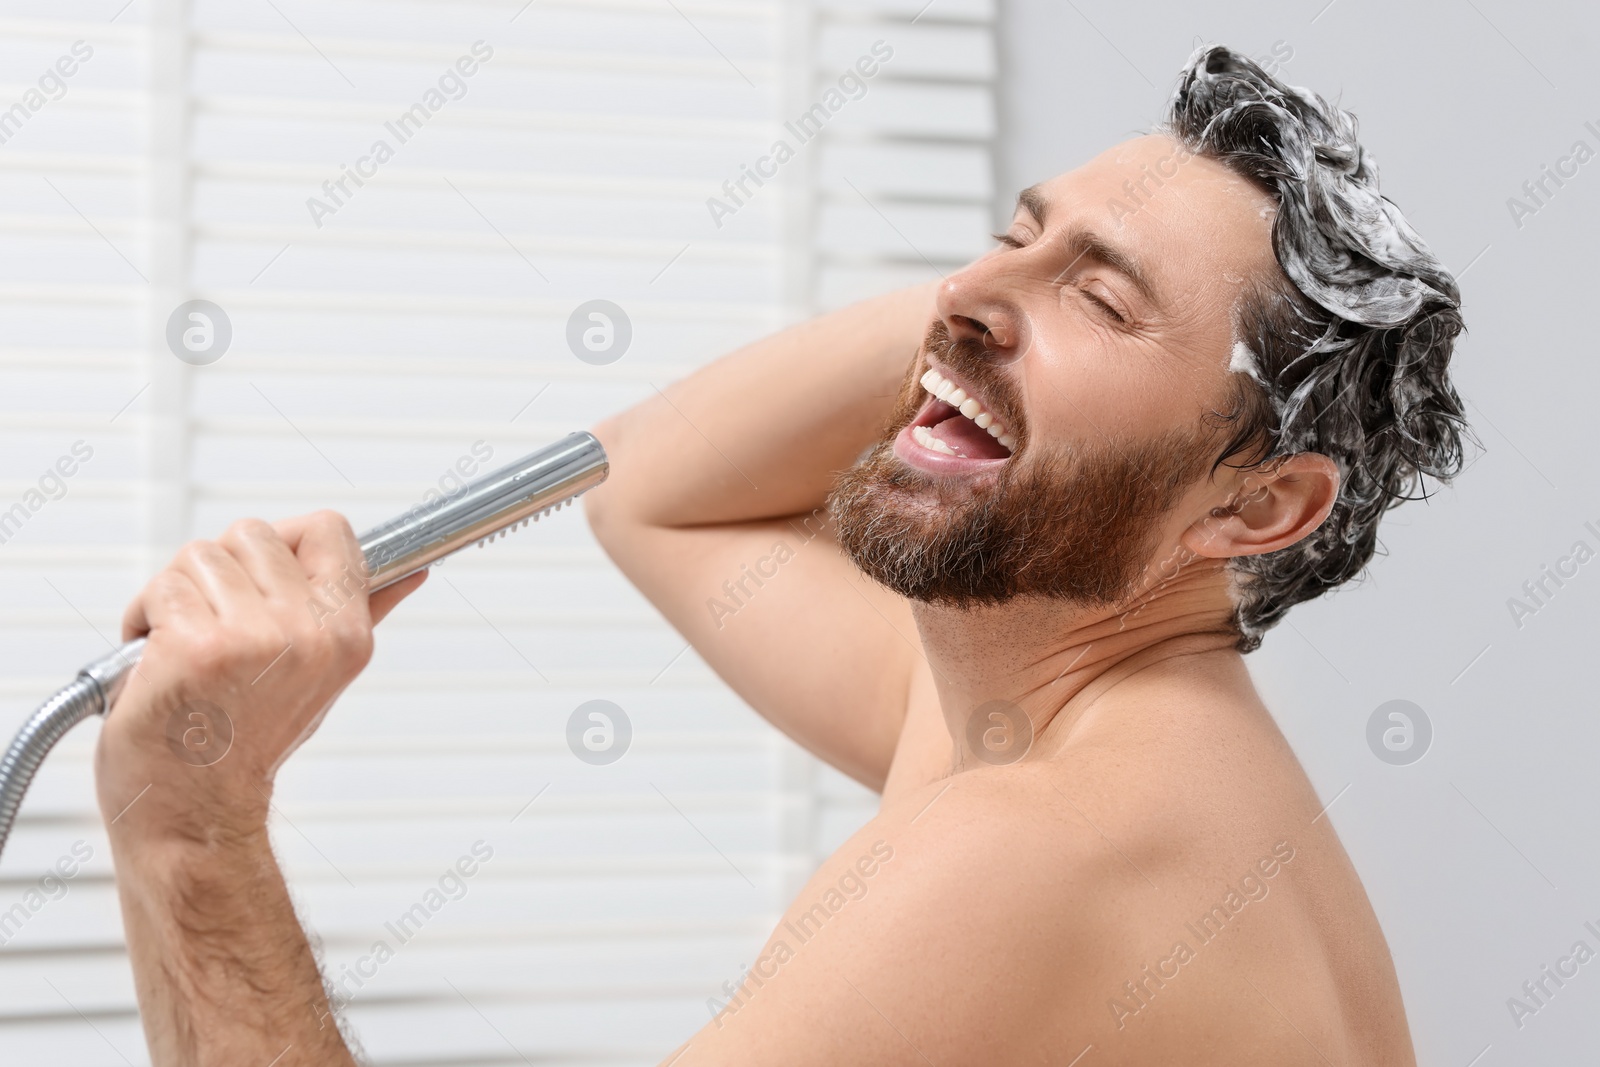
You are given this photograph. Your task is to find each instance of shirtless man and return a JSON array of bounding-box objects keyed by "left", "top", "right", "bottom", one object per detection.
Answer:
[{"left": 95, "top": 47, "right": 1464, "bottom": 1065}]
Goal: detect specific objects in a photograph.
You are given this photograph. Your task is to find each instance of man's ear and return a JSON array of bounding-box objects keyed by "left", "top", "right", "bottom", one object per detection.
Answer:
[{"left": 1181, "top": 453, "right": 1340, "bottom": 560}]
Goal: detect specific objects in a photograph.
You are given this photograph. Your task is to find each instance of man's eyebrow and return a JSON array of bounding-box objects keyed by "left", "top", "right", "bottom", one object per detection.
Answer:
[
  {"left": 1010, "top": 186, "right": 1160, "bottom": 306},
  {"left": 1061, "top": 228, "right": 1159, "bottom": 306},
  {"left": 1015, "top": 185, "right": 1048, "bottom": 224}
]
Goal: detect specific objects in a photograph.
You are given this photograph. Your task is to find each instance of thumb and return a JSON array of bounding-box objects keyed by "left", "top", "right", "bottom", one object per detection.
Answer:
[{"left": 368, "top": 567, "right": 429, "bottom": 626}]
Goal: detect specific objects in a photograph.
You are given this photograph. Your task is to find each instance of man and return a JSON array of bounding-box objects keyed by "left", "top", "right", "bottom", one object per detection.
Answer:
[{"left": 95, "top": 47, "right": 1463, "bottom": 1064}]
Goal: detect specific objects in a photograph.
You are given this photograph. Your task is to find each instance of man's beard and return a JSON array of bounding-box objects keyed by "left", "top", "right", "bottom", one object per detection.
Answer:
[{"left": 828, "top": 322, "right": 1218, "bottom": 608}]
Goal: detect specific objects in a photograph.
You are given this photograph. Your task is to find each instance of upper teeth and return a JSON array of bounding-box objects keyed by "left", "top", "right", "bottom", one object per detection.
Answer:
[{"left": 919, "top": 368, "right": 1016, "bottom": 452}]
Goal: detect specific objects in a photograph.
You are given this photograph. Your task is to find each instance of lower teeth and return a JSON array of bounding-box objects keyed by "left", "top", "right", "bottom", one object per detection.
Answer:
[{"left": 912, "top": 425, "right": 958, "bottom": 456}]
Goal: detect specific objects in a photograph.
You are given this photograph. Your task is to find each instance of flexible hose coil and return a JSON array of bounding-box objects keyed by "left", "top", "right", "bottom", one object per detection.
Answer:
[{"left": 0, "top": 677, "right": 105, "bottom": 858}]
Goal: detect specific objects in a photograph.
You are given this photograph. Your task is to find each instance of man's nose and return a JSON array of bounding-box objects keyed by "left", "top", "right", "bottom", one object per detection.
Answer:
[{"left": 934, "top": 260, "right": 1025, "bottom": 363}]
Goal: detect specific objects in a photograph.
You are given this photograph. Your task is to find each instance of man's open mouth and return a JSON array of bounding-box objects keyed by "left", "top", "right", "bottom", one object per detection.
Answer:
[{"left": 898, "top": 366, "right": 1016, "bottom": 468}]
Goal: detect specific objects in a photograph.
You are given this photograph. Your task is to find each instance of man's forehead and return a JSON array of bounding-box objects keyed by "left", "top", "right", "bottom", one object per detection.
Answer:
[
  {"left": 1043, "top": 134, "right": 1260, "bottom": 204},
  {"left": 1015, "top": 134, "right": 1279, "bottom": 284}
]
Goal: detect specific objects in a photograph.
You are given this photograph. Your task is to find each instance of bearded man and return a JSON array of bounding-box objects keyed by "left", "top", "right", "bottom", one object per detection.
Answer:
[
  {"left": 97, "top": 46, "right": 1462, "bottom": 1065},
  {"left": 584, "top": 44, "right": 1464, "bottom": 1063}
]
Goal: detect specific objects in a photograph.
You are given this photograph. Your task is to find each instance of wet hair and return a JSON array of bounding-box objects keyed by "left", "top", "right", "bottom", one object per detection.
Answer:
[{"left": 1161, "top": 45, "right": 1469, "bottom": 651}]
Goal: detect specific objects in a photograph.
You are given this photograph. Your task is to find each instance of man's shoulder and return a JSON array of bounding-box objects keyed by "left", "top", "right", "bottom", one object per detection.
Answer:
[
  {"left": 689, "top": 772, "right": 1166, "bottom": 1063},
  {"left": 879, "top": 740, "right": 1262, "bottom": 878},
  {"left": 860, "top": 766, "right": 1197, "bottom": 993},
  {"left": 884, "top": 764, "right": 1364, "bottom": 1053},
  {"left": 687, "top": 760, "right": 1384, "bottom": 1065}
]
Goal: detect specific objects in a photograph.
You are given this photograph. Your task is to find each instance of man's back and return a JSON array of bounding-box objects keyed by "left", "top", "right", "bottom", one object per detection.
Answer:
[{"left": 676, "top": 612, "right": 1414, "bottom": 1064}]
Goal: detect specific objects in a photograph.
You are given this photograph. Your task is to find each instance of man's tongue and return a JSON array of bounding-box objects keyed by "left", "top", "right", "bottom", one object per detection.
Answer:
[{"left": 926, "top": 413, "right": 1011, "bottom": 460}]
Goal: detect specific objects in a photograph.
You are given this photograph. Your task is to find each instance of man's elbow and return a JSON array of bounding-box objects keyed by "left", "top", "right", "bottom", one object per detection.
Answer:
[
  {"left": 582, "top": 480, "right": 627, "bottom": 555},
  {"left": 583, "top": 417, "right": 639, "bottom": 547}
]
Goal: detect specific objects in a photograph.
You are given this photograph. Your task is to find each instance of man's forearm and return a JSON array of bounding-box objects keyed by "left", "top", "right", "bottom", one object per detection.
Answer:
[
  {"left": 591, "top": 281, "right": 938, "bottom": 531},
  {"left": 110, "top": 826, "right": 357, "bottom": 1067}
]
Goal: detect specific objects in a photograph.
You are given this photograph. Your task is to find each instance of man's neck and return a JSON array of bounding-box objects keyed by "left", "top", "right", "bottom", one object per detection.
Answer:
[{"left": 909, "top": 559, "right": 1244, "bottom": 769}]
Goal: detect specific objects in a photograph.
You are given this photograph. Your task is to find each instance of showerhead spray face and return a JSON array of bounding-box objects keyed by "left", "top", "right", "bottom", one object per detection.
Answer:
[{"left": 358, "top": 431, "right": 607, "bottom": 589}]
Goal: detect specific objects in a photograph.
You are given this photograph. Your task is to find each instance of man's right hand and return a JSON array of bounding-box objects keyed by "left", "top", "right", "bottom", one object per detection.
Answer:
[{"left": 95, "top": 510, "right": 426, "bottom": 848}]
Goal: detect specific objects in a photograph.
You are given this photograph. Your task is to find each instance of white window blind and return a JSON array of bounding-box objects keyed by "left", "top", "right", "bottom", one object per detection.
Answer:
[{"left": 0, "top": 1, "right": 995, "bottom": 1063}]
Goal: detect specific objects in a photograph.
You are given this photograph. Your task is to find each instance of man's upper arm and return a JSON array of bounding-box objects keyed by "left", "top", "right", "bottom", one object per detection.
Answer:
[{"left": 589, "top": 506, "right": 918, "bottom": 790}]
